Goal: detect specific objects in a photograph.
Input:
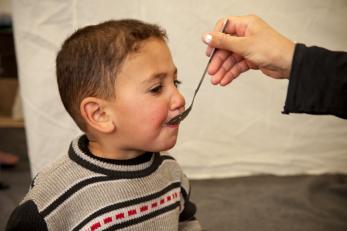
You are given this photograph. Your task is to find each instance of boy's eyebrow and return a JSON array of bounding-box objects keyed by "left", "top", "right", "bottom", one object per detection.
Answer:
[{"left": 142, "top": 68, "right": 177, "bottom": 84}]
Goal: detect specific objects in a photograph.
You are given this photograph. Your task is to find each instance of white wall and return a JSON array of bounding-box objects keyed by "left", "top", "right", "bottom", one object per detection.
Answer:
[{"left": 12, "top": 0, "right": 347, "bottom": 178}]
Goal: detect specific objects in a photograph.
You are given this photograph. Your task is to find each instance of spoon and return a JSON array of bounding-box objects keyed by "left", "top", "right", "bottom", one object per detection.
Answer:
[{"left": 166, "top": 19, "right": 229, "bottom": 125}]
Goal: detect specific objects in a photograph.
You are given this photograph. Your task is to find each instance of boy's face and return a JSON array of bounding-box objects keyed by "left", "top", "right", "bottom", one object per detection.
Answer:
[{"left": 109, "top": 38, "right": 185, "bottom": 153}]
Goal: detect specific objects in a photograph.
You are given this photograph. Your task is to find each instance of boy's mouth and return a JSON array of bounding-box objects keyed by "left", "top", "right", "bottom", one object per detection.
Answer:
[
  {"left": 165, "top": 115, "right": 181, "bottom": 126},
  {"left": 166, "top": 122, "right": 179, "bottom": 127},
  {"left": 165, "top": 120, "right": 179, "bottom": 126}
]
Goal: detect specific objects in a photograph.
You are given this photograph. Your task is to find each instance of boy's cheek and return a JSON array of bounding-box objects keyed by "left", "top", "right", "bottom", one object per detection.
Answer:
[{"left": 148, "top": 105, "right": 169, "bottom": 122}]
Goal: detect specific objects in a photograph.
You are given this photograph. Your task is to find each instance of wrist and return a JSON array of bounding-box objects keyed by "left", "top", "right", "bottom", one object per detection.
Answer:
[{"left": 283, "top": 39, "right": 295, "bottom": 79}]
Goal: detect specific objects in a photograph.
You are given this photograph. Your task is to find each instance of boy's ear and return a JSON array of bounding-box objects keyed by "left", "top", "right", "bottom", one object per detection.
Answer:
[{"left": 80, "top": 97, "right": 115, "bottom": 133}]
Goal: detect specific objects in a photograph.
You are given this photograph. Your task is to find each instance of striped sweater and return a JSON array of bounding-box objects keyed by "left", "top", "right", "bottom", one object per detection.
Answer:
[{"left": 6, "top": 135, "right": 202, "bottom": 231}]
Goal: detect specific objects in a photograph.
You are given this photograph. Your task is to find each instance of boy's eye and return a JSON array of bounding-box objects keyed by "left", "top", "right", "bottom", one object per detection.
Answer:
[
  {"left": 149, "top": 85, "right": 162, "bottom": 94},
  {"left": 174, "top": 80, "right": 182, "bottom": 88}
]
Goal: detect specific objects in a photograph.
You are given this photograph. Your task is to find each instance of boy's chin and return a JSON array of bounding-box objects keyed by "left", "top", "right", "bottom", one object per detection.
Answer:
[
  {"left": 151, "top": 140, "right": 177, "bottom": 152},
  {"left": 165, "top": 138, "right": 178, "bottom": 149}
]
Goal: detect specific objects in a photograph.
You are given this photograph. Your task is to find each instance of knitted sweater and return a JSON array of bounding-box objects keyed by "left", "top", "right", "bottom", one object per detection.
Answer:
[{"left": 6, "top": 135, "right": 202, "bottom": 231}]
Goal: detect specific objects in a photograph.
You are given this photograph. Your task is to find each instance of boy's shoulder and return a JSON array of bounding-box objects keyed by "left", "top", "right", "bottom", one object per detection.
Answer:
[
  {"left": 158, "top": 151, "right": 187, "bottom": 175},
  {"left": 24, "top": 153, "right": 99, "bottom": 205},
  {"left": 30, "top": 154, "right": 77, "bottom": 189}
]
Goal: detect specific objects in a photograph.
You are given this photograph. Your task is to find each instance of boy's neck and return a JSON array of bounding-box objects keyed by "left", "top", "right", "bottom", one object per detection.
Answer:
[{"left": 87, "top": 138, "right": 144, "bottom": 161}]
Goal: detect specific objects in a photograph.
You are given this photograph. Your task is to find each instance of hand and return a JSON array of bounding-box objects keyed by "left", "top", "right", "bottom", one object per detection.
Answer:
[{"left": 202, "top": 15, "right": 295, "bottom": 86}]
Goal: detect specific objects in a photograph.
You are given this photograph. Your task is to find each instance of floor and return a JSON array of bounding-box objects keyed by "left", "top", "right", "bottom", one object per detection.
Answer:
[
  {"left": 1, "top": 127, "right": 347, "bottom": 231},
  {"left": 0, "top": 127, "right": 30, "bottom": 230}
]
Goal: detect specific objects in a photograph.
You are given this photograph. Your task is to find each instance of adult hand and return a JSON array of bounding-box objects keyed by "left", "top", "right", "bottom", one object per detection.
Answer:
[{"left": 203, "top": 15, "right": 295, "bottom": 86}]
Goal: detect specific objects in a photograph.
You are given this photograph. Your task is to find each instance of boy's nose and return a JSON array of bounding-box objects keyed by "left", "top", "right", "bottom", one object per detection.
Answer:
[{"left": 170, "top": 89, "right": 185, "bottom": 111}]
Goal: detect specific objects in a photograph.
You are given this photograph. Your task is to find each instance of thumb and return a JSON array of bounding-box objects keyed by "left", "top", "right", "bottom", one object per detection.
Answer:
[{"left": 203, "top": 32, "right": 248, "bottom": 56}]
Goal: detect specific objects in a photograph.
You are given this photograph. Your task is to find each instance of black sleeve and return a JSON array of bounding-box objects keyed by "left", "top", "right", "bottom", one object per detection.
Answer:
[
  {"left": 179, "top": 187, "right": 197, "bottom": 222},
  {"left": 283, "top": 43, "right": 347, "bottom": 119},
  {"left": 6, "top": 200, "right": 48, "bottom": 231}
]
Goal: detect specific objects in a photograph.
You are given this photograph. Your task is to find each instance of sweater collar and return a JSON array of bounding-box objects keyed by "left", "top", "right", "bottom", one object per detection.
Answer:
[{"left": 68, "top": 135, "right": 161, "bottom": 178}]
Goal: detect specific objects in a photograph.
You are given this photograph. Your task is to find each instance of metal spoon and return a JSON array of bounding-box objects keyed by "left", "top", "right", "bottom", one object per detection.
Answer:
[{"left": 166, "top": 19, "right": 229, "bottom": 125}]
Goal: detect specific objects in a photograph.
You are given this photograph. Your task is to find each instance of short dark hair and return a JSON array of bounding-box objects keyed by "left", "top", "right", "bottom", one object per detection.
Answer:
[{"left": 56, "top": 19, "right": 167, "bottom": 131}]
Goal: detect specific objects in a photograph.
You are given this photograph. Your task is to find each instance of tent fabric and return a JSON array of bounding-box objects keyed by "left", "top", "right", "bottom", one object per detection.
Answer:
[{"left": 12, "top": 0, "right": 347, "bottom": 178}]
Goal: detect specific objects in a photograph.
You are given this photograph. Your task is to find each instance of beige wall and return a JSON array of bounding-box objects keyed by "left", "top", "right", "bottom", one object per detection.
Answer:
[
  {"left": 0, "top": 0, "right": 11, "bottom": 14},
  {"left": 12, "top": 0, "right": 347, "bottom": 178}
]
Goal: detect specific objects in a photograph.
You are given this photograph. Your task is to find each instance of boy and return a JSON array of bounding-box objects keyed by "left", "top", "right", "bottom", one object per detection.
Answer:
[{"left": 6, "top": 19, "right": 202, "bottom": 231}]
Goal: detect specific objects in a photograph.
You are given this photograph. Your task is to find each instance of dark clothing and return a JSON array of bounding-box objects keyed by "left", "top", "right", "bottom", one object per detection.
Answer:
[{"left": 283, "top": 43, "right": 347, "bottom": 119}]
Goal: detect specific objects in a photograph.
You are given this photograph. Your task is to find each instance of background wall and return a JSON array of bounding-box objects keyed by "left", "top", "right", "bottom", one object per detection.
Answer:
[
  {"left": 12, "top": 0, "right": 347, "bottom": 178},
  {"left": 0, "top": 0, "right": 11, "bottom": 15}
]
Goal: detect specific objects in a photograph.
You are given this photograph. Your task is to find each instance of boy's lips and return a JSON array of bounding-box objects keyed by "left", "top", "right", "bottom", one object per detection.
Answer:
[
  {"left": 166, "top": 122, "right": 179, "bottom": 127},
  {"left": 165, "top": 120, "right": 179, "bottom": 126},
  {"left": 165, "top": 114, "right": 181, "bottom": 126}
]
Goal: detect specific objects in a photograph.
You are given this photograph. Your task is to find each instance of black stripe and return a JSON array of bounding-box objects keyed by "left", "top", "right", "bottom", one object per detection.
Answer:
[
  {"left": 105, "top": 202, "right": 180, "bottom": 231},
  {"left": 69, "top": 145, "right": 164, "bottom": 178},
  {"left": 30, "top": 174, "right": 38, "bottom": 189},
  {"left": 73, "top": 182, "right": 181, "bottom": 231},
  {"left": 161, "top": 155, "right": 175, "bottom": 161},
  {"left": 40, "top": 176, "right": 110, "bottom": 218},
  {"left": 77, "top": 135, "right": 154, "bottom": 165}
]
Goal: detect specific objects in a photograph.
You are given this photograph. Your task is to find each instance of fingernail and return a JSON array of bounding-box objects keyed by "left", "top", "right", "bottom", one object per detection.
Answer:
[{"left": 204, "top": 34, "right": 212, "bottom": 44}]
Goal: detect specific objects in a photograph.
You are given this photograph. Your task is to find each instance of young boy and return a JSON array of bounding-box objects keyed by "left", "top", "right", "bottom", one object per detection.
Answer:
[{"left": 6, "top": 19, "right": 202, "bottom": 231}]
